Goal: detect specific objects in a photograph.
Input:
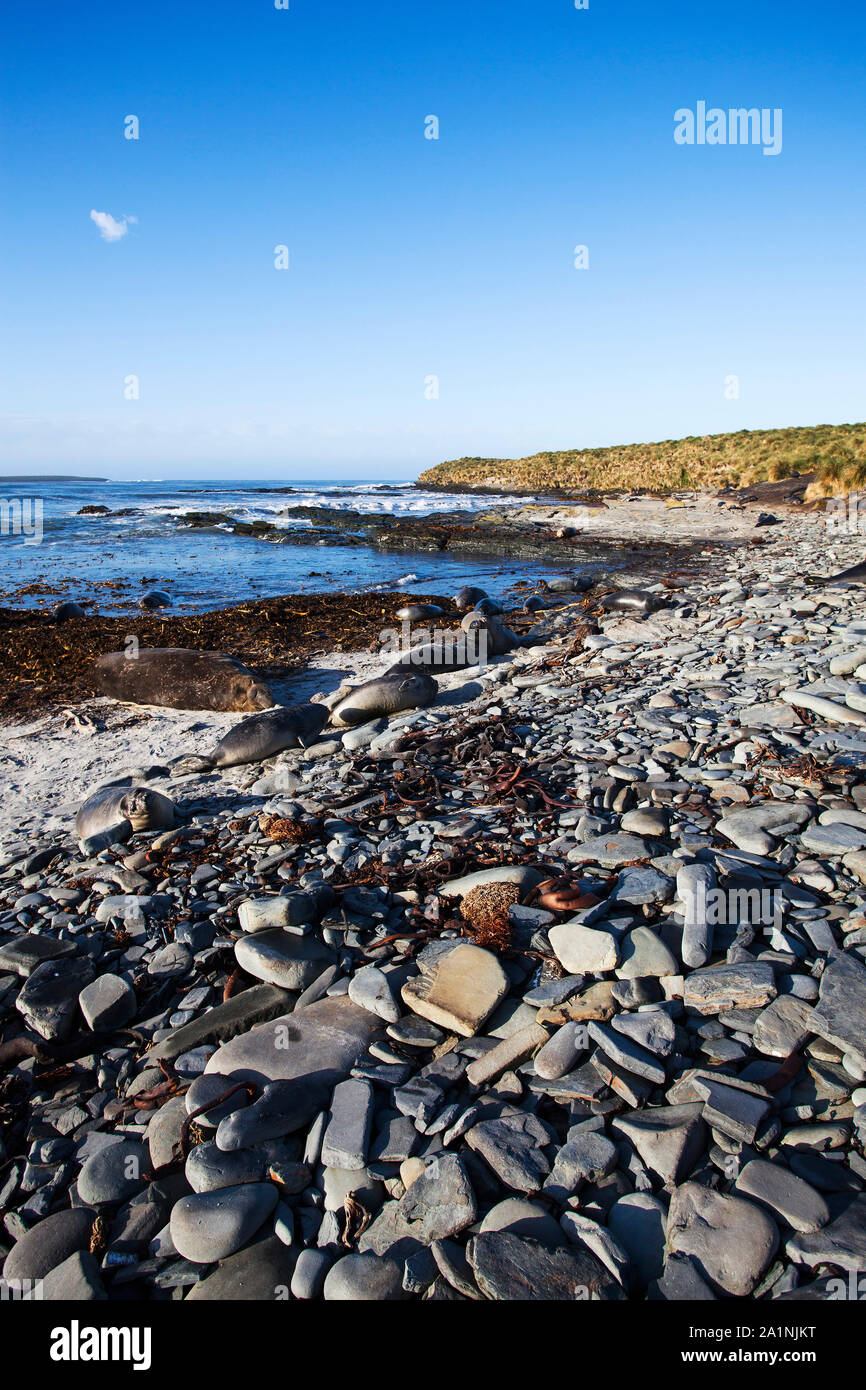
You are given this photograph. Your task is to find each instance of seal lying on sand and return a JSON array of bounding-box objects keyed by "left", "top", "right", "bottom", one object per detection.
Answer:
[
  {"left": 95, "top": 649, "right": 274, "bottom": 713},
  {"left": 395, "top": 603, "right": 444, "bottom": 621},
  {"left": 54, "top": 601, "right": 86, "bottom": 623},
  {"left": 600, "top": 588, "right": 663, "bottom": 617},
  {"left": 75, "top": 784, "right": 176, "bottom": 847},
  {"left": 139, "top": 590, "right": 172, "bottom": 610},
  {"left": 329, "top": 670, "right": 438, "bottom": 728},
  {"left": 179, "top": 702, "right": 329, "bottom": 771},
  {"left": 453, "top": 586, "right": 487, "bottom": 611},
  {"left": 389, "top": 614, "right": 517, "bottom": 672}
]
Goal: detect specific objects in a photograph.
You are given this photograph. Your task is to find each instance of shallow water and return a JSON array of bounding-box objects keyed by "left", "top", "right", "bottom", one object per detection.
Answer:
[{"left": 0, "top": 477, "right": 618, "bottom": 613}]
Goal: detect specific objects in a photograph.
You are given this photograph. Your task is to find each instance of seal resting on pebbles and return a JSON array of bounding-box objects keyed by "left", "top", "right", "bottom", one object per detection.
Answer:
[
  {"left": 329, "top": 670, "right": 438, "bottom": 728},
  {"left": 95, "top": 648, "right": 274, "bottom": 713},
  {"left": 179, "top": 702, "right": 329, "bottom": 771},
  {"left": 453, "top": 586, "right": 488, "bottom": 611},
  {"left": 600, "top": 588, "right": 663, "bottom": 616},
  {"left": 460, "top": 611, "right": 518, "bottom": 659},
  {"left": 75, "top": 784, "right": 176, "bottom": 846},
  {"left": 139, "top": 590, "right": 172, "bottom": 610}
]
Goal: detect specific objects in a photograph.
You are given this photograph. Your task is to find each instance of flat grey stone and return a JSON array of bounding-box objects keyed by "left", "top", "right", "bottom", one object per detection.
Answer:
[
  {"left": 291, "top": 1248, "right": 332, "bottom": 1299},
  {"left": 616, "top": 926, "right": 679, "bottom": 979},
  {"left": 566, "top": 833, "right": 651, "bottom": 868},
  {"left": 608, "top": 1193, "right": 667, "bottom": 1288},
  {"left": 548, "top": 922, "right": 618, "bottom": 974},
  {"left": 205, "top": 995, "right": 384, "bottom": 1088},
  {"left": 610, "top": 1008, "right": 675, "bottom": 1057},
  {"left": 77, "top": 1139, "right": 147, "bottom": 1206},
  {"left": 611, "top": 1104, "right": 706, "bottom": 1185},
  {"left": 185, "top": 1141, "right": 266, "bottom": 1193},
  {"left": 734, "top": 1159, "right": 830, "bottom": 1233},
  {"left": 693, "top": 1077, "right": 771, "bottom": 1144},
  {"left": 0, "top": 934, "right": 76, "bottom": 977},
  {"left": 234, "top": 930, "right": 335, "bottom": 991},
  {"left": 587, "top": 1021, "right": 667, "bottom": 1084},
  {"left": 543, "top": 1133, "right": 618, "bottom": 1203},
  {"left": 321, "top": 1079, "right": 374, "bottom": 1171},
  {"left": 148, "top": 984, "right": 294, "bottom": 1064},
  {"left": 348, "top": 965, "right": 400, "bottom": 1023},
  {"left": 812, "top": 950, "right": 866, "bottom": 1063},
  {"left": 752, "top": 995, "right": 816, "bottom": 1057},
  {"left": 786, "top": 1194, "right": 866, "bottom": 1272},
  {"left": 467, "top": 1231, "right": 624, "bottom": 1300},
  {"left": 359, "top": 1153, "right": 477, "bottom": 1258},
  {"left": 78, "top": 973, "right": 136, "bottom": 1031},
  {"left": 534, "top": 1022, "right": 587, "bottom": 1080},
  {"left": 36, "top": 1250, "right": 107, "bottom": 1301},
  {"left": 666, "top": 1182, "right": 778, "bottom": 1296},
  {"left": 185, "top": 1234, "right": 297, "bottom": 1300},
  {"left": 683, "top": 962, "right": 776, "bottom": 1015},
  {"left": 401, "top": 943, "right": 508, "bottom": 1037},
  {"left": 170, "top": 1183, "right": 278, "bottom": 1264},
  {"left": 801, "top": 823, "right": 866, "bottom": 855},
  {"left": 15, "top": 956, "right": 94, "bottom": 1041},
  {"left": 465, "top": 1111, "right": 554, "bottom": 1194},
  {"left": 480, "top": 1198, "right": 565, "bottom": 1247}
]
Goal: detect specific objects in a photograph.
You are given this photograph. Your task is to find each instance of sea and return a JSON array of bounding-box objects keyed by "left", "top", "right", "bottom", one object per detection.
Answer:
[{"left": 0, "top": 477, "right": 603, "bottom": 613}]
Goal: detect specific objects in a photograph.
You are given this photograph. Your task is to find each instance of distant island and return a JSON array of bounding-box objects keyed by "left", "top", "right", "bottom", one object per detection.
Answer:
[
  {"left": 0, "top": 474, "right": 108, "bottom": 483},
  {"left": 417, "top": 422, "right": 866, "bottom": 498}
]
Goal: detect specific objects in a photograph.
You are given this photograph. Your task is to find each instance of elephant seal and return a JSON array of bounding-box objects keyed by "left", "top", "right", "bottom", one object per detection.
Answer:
[
  {"left": 395, "top": 603, "right": 444, "bottom": 621},
  {"left": 329, "top": 670, "right": 438, "bottom": 728},
  {"left": 180, "top": 702, "right": 329, "bottom": 771},
  {"left": 545, "top": 575, "right": 591, "bottom": 594},
  {"left": 473, "top": 597, "right": 503, "bottom": 616},
  {"left": 75, "top": 784, "right": 176, "bottom": 847},
  {"left": 453, "top": 586, "right": 487, "bottom": 612},
  {"left": 601, "top": 588, "right": 663, "bottom": 617},
  {"left": 94, "top": 648, "right": 274, "bottom": 713},
  {"left": 523, "top": 594, "right": 544, "bottom": 613},
  {"left": 139, "top": 590, "right": 171, "bottom": 611},
  {"left": 807, "top": 559, "right": 866, "bottom": 587},
  {"left": 460, "top": 611, "right": 518, "bottom": 658},
  {"left": 54, "top": 601, "right": 86, "bottom": 623}
]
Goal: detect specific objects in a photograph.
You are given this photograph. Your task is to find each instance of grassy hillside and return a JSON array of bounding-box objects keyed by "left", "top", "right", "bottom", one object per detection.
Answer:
[{"left": 417, "top": 423, "right": 866, "bottom": 497}]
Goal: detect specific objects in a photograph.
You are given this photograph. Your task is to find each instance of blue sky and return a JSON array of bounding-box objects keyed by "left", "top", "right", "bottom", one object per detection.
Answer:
[{"left": 0, "top": 0, "right": 863, "bottom": 479}]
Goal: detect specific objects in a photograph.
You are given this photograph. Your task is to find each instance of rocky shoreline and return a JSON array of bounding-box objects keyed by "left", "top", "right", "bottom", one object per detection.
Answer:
[{"left": 2, "top": 505, "right": 866, "bottom": 1303}]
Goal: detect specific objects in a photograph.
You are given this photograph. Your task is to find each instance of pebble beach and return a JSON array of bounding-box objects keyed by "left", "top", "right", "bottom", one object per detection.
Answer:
[{"left": 2, "top": 491, "right": 866, "bottom": 1305}]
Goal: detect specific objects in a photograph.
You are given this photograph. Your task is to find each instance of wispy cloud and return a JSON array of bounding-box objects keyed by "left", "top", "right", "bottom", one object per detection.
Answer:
[{"left": 89, "top": 209, "right": 137, "bottom": 242}]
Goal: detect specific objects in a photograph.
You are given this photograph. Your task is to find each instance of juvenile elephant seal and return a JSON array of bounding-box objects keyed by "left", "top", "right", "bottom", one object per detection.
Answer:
[
  {"left": 181, "top": 702, "right": 329, "bottom": 771},
  {"left": 460, "top": 611, "right": 518, "bottom": 658},
  {"left": 523, "top": 594, "right": 544, "bottom": 613},
  {"left": 139, "top": 590, "right": 171, "bottom": 611},
  {"left": 75, "top": 785, "right": 176, "bottom": 847},
  {"left": 545, "top": 575, "right": 591, "bottom": 594},
  {"left": 95, "top": 649, "right": 274, "bottom": 713},
  {"left": 395, "top": 603, "right": 444, "bottom": 621},
  {"left": 454, "top": 586, "right": 487, "bottom": 612},
  {"left": 807, "top": 559, "right": 866, "bottom": 587},
  {"left": 601, "top": 588, "right": 662, "bottom": 617},
  {"left": 54, "top": 601, "right": 86, "bottom": 623},
  {"left": 329, "top": 670, "right": 438, "bottom": 728},
  {"left": 473, "top": 597, "right": 503, "bottom": 616}
]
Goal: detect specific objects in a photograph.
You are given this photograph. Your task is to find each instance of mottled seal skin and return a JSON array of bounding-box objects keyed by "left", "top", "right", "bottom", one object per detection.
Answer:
[
  {"left": 395, "top": 603, "right": 444, "bottom": 621},
  {"left": 139, "top": 590, "right": 171, "bottom": 610},
  {"left": 95, "top": 649, "right": 274, "bottom": 713},
  {"left": 329, "top": 671, "right": 438, "bottom": 728},
  {"left": 808, "top": 559, "right": 866, "bottom": 587},
  {"left": 601, "top": 588, "right": 662, "bottom": 616},
  {"left": 453, "top": 586, "right": 488, "bottom": 612},
  {"left": 54, "top": 601, "right": 86, "bottom": 623},
  {"left": 75, "top": 785, "right": 176, "bottom": 844},
  {"left": 196, "top": 702, "right": 329, "bottom": 769}
]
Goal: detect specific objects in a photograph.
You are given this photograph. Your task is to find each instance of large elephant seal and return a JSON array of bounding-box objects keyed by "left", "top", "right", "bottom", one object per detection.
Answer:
[
  {"left": 545, "top": 575, "right": 591, "bottom": 594},
  {"left": 139, "top": 590, "right": 171, "bottom": 611},
  {"left": 94, "top": 649, "right": 274, "bottom": 713},
  {"left": 76, "top": 785, "right": 176, "bottom": 847},
  {"left": 395, "top": 603, "right": 444, "bottom": 621},
  {"left": 454, "top": 586, "right": 488, "bottom": 612},
  {"left": 329, "top": 670, "right": 438, "bottom": 728},
  {"left": 54, "top": 601, "right": 86, "bottom": 623},
  {"left": 180, "top": 702, "right": 329, "bottom": 771},
  {"left": 600, "top": 588, "right": 663, "bottom": 617}
]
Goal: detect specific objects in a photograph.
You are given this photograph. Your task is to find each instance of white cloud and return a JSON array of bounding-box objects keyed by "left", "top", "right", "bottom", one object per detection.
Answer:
[{"left": 89, "top": 209, "right": 137, "bottom": 242}]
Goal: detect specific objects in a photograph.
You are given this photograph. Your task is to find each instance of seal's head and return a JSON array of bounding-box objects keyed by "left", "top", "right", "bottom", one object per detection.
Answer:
[{"left": 120, "top": 787, "right": 175, "bottom": 833}]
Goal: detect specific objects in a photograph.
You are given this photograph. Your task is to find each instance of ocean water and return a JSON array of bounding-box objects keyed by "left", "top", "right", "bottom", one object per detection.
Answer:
[{"left": 0, "top": 477, "right": 598, "bottom": 613}]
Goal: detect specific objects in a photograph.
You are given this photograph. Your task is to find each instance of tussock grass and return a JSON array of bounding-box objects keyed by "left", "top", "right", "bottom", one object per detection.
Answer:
[{"left": 418, "top": 423, "right": 866, "bottom": 496}]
